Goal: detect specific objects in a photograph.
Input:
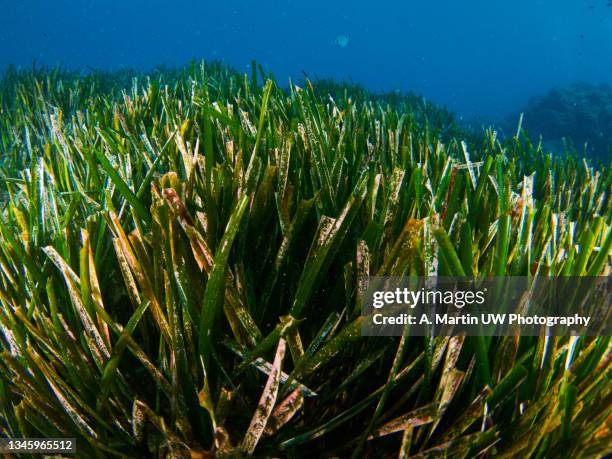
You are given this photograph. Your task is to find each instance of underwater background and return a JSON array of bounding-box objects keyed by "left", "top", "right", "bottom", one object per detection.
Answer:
[{"left": 1, "top": 0, "right": 611, "bottom": 156}]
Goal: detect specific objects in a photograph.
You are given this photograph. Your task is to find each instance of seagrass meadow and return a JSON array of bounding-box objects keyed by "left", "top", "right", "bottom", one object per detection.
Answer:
[{"left": 0, "top": 62, "right": 610, "bottom": 458}]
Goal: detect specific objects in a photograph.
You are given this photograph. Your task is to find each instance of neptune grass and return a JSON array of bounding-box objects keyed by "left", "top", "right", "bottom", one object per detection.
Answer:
[{"left": 0, "top": 62, "right": 610, "bottom": 457}]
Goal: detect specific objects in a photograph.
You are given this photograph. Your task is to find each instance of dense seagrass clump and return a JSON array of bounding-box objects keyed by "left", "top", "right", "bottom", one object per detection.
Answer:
[{"left": 0, "top": 62, "right": 610, "bottom": 457}]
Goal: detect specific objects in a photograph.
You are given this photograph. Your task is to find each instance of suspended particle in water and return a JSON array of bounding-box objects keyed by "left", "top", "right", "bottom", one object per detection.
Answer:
[{"left": 335, "top": 34, "right": 349, "bottom": 48}]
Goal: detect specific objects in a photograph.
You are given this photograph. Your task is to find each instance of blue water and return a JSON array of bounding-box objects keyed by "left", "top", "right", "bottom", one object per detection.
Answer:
[{"left": 1, "top": 1, "right": 611, "bottom": 121}]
